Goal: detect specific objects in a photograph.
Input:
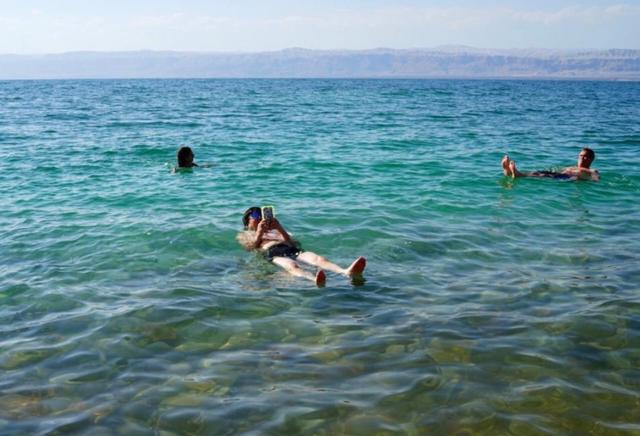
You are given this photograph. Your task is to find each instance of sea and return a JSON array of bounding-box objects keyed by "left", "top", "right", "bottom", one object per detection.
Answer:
[{"left": 1, "top": 79, "right": 639, "bottom": 434}]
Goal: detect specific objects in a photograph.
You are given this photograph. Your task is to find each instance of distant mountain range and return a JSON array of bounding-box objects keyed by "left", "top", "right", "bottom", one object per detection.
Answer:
[{"left": 1, "top": 47, "right": 639, "bottom": 80}]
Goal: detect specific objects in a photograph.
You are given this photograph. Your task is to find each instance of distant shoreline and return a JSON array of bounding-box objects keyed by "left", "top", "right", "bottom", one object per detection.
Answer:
[{"left": 2, "top": 47, "right": 639, "bottom": 81}]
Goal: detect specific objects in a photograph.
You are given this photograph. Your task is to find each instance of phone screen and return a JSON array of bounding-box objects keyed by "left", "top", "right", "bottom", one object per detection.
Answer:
[{"left": 261, "top": 206, "right": 275, "bottom": 221}]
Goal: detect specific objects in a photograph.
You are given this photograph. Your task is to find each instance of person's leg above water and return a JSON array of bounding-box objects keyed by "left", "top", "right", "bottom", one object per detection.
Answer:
[
  {"left": 501, "top": 155, "right": 513, "bottom": 177},
  {"left": 501, "top": 155, "right": 525, "bottom": 178},
  {"left": 271, "top": 256, "right": 326, "bottom": 286},
  {"left": 509, "top": 160, "right": 523, "bottom": 178},
  {"left": 296, "top": 252, "right": 366, "bottom": 277},
  {"left": 505, "top": 160, "right": 568, "bottom": 179}
]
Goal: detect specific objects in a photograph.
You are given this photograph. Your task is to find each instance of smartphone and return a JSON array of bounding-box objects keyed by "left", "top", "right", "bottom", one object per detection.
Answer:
[{"left": 261, "top": 206, "right": 275, "bottom": 222}]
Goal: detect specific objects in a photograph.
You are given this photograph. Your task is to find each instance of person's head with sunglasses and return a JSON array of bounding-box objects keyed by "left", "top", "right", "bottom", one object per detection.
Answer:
[{"left": 242, "top": 207, "right": 262, "bottom": 230}]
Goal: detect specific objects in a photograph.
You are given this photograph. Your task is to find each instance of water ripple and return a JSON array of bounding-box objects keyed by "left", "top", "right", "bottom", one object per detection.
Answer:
[{"left": 1, "top": 79, "right": 639, "bottom": 433}]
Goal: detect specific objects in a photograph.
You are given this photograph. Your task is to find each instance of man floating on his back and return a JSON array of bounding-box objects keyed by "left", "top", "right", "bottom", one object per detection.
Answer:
[
  {"left": 238, "top": 206, "right": 366, "bottom": 287},
  {"left": 502, "top": 147, "right": 599, "bottom": 181}
]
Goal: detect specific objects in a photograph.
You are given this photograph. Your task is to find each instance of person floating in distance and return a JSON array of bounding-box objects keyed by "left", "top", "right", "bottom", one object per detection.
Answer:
[
  {"left": 237, "top": 207, "right": 366, "bottom": 287},
  {"left": 176, "top": 146, "right": 198, "bottom": 169},
  {"left": 174, "top": 146, "right": 213, "bottom": 171},
  {"left": 501, "top": 147, "right": 599, "bottom": 181}
]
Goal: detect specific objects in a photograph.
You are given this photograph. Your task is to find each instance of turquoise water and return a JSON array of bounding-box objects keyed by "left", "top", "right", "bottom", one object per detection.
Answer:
[{"left": 1, "top": 79, "right": 639, "bottom": 434}]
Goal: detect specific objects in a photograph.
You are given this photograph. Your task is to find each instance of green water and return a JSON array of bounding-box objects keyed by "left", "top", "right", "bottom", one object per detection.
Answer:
[{"left": 1, "top": 79, "right": 639, "bottom": 434}]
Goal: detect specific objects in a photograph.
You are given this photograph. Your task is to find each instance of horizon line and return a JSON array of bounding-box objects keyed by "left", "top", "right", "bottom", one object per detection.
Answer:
[{"left": 2, "top": 46, "right": 639, "bottom": 57}]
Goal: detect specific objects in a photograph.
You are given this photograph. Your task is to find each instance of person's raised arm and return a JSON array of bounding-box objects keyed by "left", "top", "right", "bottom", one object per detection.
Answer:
[
  {"left": 270, "top": 218, "right": 292, "bottom": 243},
  {"left": 253, "top": 220, "right": 270, "bottom": 248}
]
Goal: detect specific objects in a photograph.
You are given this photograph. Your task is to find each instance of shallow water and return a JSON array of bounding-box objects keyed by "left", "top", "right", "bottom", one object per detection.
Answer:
[{"left": 1, "top": 79, "right": 640, "bottom": 434}]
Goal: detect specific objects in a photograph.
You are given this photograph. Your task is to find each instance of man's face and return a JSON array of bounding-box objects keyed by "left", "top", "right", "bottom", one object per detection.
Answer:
[
  {"left": 578, "top": 150, "right": 593, "bottom": 168},
  {"left": 247, "top": 217, "right": 260, "bottom": 230},
  {"left": 247, "top": 210, "right": 262, "bottom": 230}
]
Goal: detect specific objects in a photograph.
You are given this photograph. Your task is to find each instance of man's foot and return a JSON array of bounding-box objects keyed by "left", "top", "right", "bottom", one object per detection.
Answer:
[
  {"left": 501, "top": 155, "right": 512, "bottom": 177},
  {"left": 315, "top": 270, "right": 326, "bottom": 287},
  {"left": 509, "top": 161, "right": 518, "bottom": 179},
  {"left": 346, "top": 256, "right": 366, "bottom": 277}
]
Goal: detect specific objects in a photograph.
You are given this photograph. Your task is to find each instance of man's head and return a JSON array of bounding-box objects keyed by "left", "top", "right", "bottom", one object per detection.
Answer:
[
  {"left": 177, "top": 146, "right": 195, "bottom": 167},
  {"left": 242, "top": 207, "right": 262, "bottom": 230},
  {"left": 578, "top": 147, "right": 595, "bottom": 168}
]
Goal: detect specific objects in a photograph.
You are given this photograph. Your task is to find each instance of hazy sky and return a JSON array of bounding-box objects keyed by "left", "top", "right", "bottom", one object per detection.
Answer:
[{"left": 1, "top": 0, "right": 639, "bottom": 54}]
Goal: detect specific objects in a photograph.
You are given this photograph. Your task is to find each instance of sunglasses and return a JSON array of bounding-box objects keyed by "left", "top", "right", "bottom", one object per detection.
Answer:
[{"left": 249, "top": 210, "right": 262, "bottom": 220}]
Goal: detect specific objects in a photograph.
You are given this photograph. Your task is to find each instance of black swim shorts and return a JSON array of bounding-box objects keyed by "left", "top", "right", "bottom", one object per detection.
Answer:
[
  {"left": 531, "top": 170, "right": 572, "bottom": 180},
  {"left": 264, "top": 243, "right": 302, "bottom": 261}
]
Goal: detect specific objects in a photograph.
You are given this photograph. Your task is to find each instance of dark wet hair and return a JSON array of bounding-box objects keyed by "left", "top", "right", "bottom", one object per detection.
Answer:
[
  {"left": 582, "top": 147, "right": 595, "bottom": 162},
  {"left": 242, "top": 207, "right": 261, "bottom": 229},
  {"left": 177, "top": 146, "right": 194, "bottom": 167}
]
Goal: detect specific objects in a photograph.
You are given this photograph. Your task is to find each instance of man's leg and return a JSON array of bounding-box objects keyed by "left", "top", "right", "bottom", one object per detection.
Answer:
[
  {"left": 501, "top": 155, "right": 513, "bottom": 177},
  {"left": 271, "top": 256, "right": 326, "bottom": 286},
  {"left": 509, "top": 160, "right": 527, "bottom": 178},
  {"left": 502, "top": 155, "right": 530, "bottom": 178},
  {"left": 297, "top": 252, "right": 366, "bottom": 277}
]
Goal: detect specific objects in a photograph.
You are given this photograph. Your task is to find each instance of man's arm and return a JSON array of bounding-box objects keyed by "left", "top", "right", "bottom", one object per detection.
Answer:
[
  {"left": 561, "top": 166, "right": 600, "bottom": 181},
  {"left": 584, "top": 169, "right": 599, "bottom": 181},
  {"left": 235, "top": 221, "right": 271, "bottom": 250},
  {"left": 574, "top": 167, "right": 600, "bottom": 181},
  {"left": 253, "top": 220, "right": 269, "bottom": 248},
  {"left": 236, "top": 231, "right": 256, "bottom": 250},
  {"left": 270, "top": 218, "right": 292, "bottom": 243}
]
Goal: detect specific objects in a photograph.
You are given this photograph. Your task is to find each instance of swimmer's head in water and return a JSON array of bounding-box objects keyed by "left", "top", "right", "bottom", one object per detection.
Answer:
[
  {"left": 177, "top": 146, "right": 195, "bottom": 167},
  {"left": 579, "top": 147, "right": 595, "bottom": 168},
  {"left": 242, "top": 207, "right": 262, "bottom": 229}
]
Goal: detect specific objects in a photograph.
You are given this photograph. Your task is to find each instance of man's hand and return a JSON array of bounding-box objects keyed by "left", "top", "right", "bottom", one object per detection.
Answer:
[{"left": 256, "top": 219, "right": 269, "bottom": 233}]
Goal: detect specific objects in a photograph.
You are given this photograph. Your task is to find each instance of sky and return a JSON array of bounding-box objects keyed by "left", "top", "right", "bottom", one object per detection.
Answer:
[{"left": 1, "top": 0, "right": 639, "bottom": 54}]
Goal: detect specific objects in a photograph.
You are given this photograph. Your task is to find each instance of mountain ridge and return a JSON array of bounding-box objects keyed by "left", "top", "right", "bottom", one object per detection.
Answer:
[{"left": 1, "top": 47, "right": 639, "bottom": 80}]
